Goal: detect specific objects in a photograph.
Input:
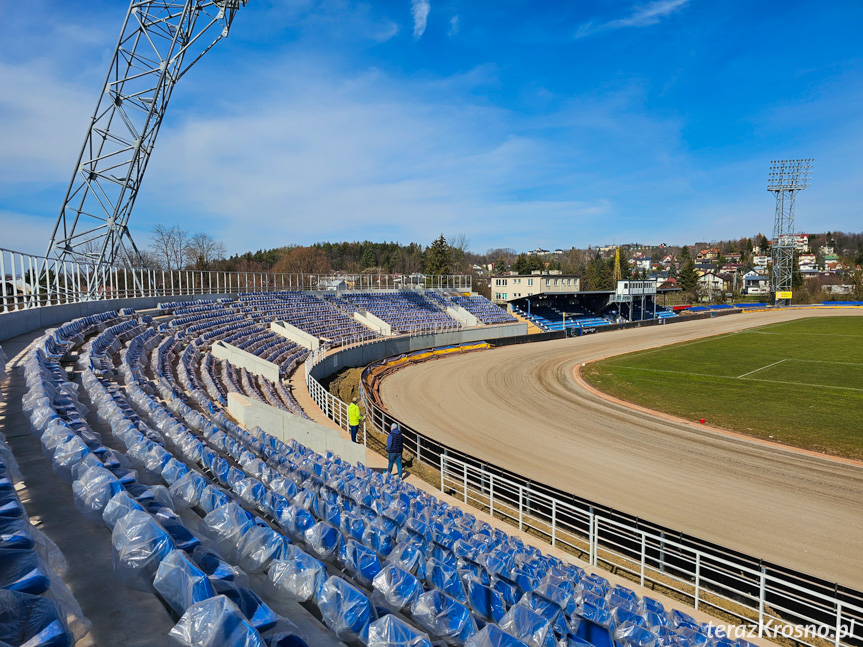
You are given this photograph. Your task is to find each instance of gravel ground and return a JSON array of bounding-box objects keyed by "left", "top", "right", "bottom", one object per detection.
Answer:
[{"left": 381, "top": 309, "right": 863, "bottom": 589}]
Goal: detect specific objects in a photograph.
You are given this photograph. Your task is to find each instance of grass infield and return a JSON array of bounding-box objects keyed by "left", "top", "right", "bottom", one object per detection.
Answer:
[{"left": 582, "top": 316, "right": 863, "bottom": 460}]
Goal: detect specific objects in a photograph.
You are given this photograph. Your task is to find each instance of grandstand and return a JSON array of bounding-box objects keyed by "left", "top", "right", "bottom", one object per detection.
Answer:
[
  {"left": 512, "top": 303, "right": 611, "bottom": 332},
  {"left": 334, "top": 291, "right": 462, "bottom": 334}
]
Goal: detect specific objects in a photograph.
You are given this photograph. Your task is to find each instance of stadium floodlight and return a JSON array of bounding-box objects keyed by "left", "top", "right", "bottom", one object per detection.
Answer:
[
  {"left": 45, "top": 0, "right": 247, "bottom": 297},
  {"left": 767, "top": 158, "right": 814, "bottom": 307}
]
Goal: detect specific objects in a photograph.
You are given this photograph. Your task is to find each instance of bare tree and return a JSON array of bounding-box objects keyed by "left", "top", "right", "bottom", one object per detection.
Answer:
[
  {"left": 448, "top": 233, "right": 471, "bottom": 272},
  {"left": 149, "top": 224, "right": 189, "bottom": 271},
  {"left": 187, "top": 232, "right": 226, "bottom": 270}
]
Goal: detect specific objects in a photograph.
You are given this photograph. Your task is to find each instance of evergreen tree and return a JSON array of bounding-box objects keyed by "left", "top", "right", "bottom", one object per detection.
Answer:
[
  {"left": 425, "top": 235, "right": 452, "bottom": 276},
  {"left": 678, "top": 259, "right": 700, "bottom": 297}
]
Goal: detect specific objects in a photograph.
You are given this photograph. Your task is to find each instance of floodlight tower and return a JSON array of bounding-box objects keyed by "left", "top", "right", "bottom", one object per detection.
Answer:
[
  {"left": 767, "top": 158, "right": 813, "bottom": 306},
  {"left": 46, "top": 0, "right": 246, "bottom": 294}
]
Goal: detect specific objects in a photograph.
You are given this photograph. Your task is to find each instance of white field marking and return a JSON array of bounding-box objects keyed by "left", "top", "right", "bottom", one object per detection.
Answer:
[
  {"left": 737, "top": 358, "right": 788, "bottom": 379},
  {"left": 749, "top": 330, "right": 862, "bottom": 338},
  {"left": 790, "top": 358, "right": 863, "bottom": 367},
  {"left": 612, "top": 365, "right": 863, "bottom": 393}
]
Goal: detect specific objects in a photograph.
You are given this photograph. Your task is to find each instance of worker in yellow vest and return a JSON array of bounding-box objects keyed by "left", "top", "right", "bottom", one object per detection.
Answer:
[{"left": 348, "top": 397, "right": 364, "bottom": 443}]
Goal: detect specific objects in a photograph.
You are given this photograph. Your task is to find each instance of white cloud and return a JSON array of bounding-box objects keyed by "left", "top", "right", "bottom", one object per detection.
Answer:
[
  {"left": 0, "top": 60, "right": 94, "bottom": 184},
  {"left": 411, "top": 0, "right": 431, "bottom": 39},
  {"left": 449, "top": 15, "right": 460, "bottom": 37},
  {"left": 575, "top": 0, "right": 690, "bottom": 39}
]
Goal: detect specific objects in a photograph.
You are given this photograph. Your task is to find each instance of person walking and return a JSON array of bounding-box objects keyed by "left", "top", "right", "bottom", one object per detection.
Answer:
[
  {"left": 348, "top": 397, "right": 364, "bottom": 443},
  {"left": 386, "top": 422, "right": 404, "bottom": 479}
]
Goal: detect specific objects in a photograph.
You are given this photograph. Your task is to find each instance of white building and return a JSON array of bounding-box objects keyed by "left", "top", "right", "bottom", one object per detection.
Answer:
[
  {"left": 491, "top": 272, "right": 580, "bottom": 303},
  {"left": 743, "top": 271, "right": 769, "bottom": 295}
]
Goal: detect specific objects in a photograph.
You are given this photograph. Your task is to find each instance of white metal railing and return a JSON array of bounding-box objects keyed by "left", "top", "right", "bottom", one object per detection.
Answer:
[
  {"left": 300, "top": 341, "right": 863, "bottom": 647},
  {"left": 304, "top": 343, "right": 369, "bottom": 445},
  {"left": 0, "top": 247, "right": 472, "bottom": 313},
  {"left": 435, "top": 454, "right": 862, "bottom": 647}
]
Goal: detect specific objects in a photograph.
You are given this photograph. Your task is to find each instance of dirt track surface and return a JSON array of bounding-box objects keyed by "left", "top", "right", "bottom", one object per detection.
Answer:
[{"left": 380, "top": 309, "right": 863, "bottom": 588}]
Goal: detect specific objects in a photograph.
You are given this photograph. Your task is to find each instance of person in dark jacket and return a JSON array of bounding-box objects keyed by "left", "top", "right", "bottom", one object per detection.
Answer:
[{"left": 386, "top": 423, "right": 403, "bottom": 479}]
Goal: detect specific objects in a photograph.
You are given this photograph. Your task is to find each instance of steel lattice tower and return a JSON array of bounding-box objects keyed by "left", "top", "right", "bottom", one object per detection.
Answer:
[
  {"left": 768, "top": 158, "right": 813, "bottom": 306},
  {"left": 46, "top": 0, "right": 246, "bottom": 289}
]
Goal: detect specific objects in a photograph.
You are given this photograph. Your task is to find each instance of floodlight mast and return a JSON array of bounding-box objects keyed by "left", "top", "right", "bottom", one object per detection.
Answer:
[
  {"left": 45, "top": 0, "right": 246, "bottom": 296},
  {"left": 767, "top": 158, "right": 813, "bottom": 307}
]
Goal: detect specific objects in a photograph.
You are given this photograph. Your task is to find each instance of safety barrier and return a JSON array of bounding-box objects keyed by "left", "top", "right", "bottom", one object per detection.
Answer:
[
  {"left": 0, "top": 247, "right": 472, "bottom": 312},
  {"left": 302, "top": 339, "right": 863, "bottom": 647}
]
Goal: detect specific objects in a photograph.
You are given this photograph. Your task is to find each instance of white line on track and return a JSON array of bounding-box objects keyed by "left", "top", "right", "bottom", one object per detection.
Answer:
[{"left": 737, "top": 358, "right": 788, "bottom": 379}]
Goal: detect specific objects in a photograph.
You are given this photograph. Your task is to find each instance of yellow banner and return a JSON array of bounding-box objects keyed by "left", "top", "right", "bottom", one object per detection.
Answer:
[{"left": 776, "top": 291, "right": 793, "bottom": 300}]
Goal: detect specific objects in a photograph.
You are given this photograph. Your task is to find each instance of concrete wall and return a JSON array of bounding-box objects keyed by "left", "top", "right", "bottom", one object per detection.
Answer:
[
  {"left": 353, "top": 311, "right": 392, "bottom": 336},
  {"left": 0, "top": 293, "right": 235, "bottom": 343},
  {"left": 211, "top": 340, "right": 281, "bottom": 382},
  {"left": 227, "top": 392, "right": 365, "bottom": 465},
  {"left": 446, "top": 305, "right": 479, "bottom": 327},
  {"left": 309, "top": 322, "right": 526, "bottom": 381},
  {"left": 271, "top": 321, "right": 319, "bottom": 350}
]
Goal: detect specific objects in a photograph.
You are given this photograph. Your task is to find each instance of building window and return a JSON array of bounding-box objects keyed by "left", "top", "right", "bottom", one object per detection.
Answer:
[
  {"left": 527, "top": 279, "right": 533, "bottom": 286},
  {"left": 546, "top": 279, "right": 550, "bottom": 287}
]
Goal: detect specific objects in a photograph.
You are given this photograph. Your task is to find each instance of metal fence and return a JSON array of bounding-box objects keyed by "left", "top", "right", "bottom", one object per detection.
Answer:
[
  {"left": 302, "top": 343, "right": 863, "bottom": 647},
  {"left": 0, "top": 247, "right": 472, "bottom": 313}
]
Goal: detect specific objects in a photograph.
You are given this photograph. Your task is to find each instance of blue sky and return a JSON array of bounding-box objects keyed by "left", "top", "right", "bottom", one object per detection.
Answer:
[{"left": 1, "top": 0, "right": 861, "bottom": 256}]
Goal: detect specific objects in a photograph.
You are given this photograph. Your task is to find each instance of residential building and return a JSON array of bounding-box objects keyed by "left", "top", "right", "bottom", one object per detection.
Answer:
[
  {"left": 823, "top": 254, "right": 842, "bottom": 271},
  {"left": 742, "top": 271, "right": 769, "bottom": 295},
  {"left": 490, "top": 272, "right": 580, "bottom": 303},
  {"left": 698, "top": 271, "right": 726, "bottom": 296}
]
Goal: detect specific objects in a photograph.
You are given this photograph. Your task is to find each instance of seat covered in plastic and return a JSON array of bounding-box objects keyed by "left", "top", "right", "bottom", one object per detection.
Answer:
[
  {"left": 0, "top": 589, "right": 73, "bottom": 647},
  {"left": 0, "top": 549, "right": 51, "bottom": 595},
  {"left": 341, "top": 539, "right": 382, "bottom": 588},
  {"left": 111, "top": 510, "right": 175, "bottom": 589},
  {"left": 574, "top": 617, "right": 614, "bottom": 647},
  {"left": 410, "top": 589, "right": 476, "bottom": 645},
  {"left": 427, "top": 558, "right": 467, "bottom": 603},
  {"left": 367, "top": 614, "right": 432, "bottom": 647},
  {"left": 169, "top": 595, "right": 264, "bottom": 647},
  {"left": 318, "top": 576, "right": 373, "bottom": 642},
  {"left": 499, "top": 604, "right": 555, "bottom": 647},
  {"left": 211, "top": 580, "right": 279, "bottom": 633},
  {"left": 153, "top": 549, "right": 215, "bottom": 615},
  {"left": 267, "top": 547, "right": 327, "bottom": 603},
  {"left": 464, "top": 624, "right": 529, "bottom": 647},
  {"left": 0, "top": 517, "right": 35, "bottom": 551},
  {"left": 466, "top": 577, "right": 507, "bottom": 624},
  {"left": 372, "top": 564, "right": 421, "bottom": 613}
]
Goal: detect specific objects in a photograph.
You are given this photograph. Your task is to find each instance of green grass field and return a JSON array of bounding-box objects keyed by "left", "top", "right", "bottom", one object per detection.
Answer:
[{"left": 583, "top": 316, "right": 863, "bottom": 459}]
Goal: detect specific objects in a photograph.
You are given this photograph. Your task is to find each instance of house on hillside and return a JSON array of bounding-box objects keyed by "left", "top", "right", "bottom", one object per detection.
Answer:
[
  {"left": 698, "top": 271, "right": 726, "bottom": 296},
  {"left": 742, "top": 271, "right": 769, "bottom": 295}
]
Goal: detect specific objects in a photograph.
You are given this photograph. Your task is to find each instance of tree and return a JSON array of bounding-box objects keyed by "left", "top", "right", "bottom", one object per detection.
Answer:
[
  {"left": 679, "top": 245, "right": 691, "bottom": 262},
  {"left": 448, "top": 233, "right": 471, "bottom": 273},
  {"left": 359, "top": 246, "right": 377, "bottom": 270},
  {"left": 514, "top": 254, "right": 530, "bottom": 275},
  {"left": 187, "top": 232, "right": 226, "bottom": 270},
  {"left": 149, "top": 224, "right": 189, "bottom": 271},
  {"left": 678, "top": 259, "right": 699, "bottom": 299},
  {"left": 271, "top": 246, "right": 332, "bottom": 274},
  {"left": 425, "top": 235, "right": 452, "bottom": 276}
]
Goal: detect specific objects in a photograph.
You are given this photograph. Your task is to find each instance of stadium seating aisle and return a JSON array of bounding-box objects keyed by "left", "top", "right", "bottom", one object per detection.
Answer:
[{"left": 5, "top": 308, "right": 764, "bottom": 647}]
